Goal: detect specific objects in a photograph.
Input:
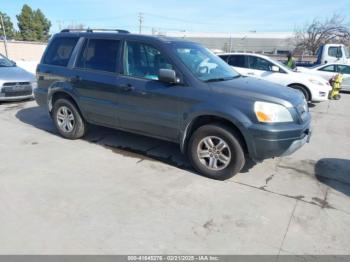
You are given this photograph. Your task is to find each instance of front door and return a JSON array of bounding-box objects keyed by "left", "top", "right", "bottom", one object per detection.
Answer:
[{"left": 115, "top": 41, "right": 182, "bottom": 141}]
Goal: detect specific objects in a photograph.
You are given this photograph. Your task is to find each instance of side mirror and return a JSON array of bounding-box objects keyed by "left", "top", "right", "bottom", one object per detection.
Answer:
[
  {"left": 158, "top": 69, "right": 177, "bottom": 84},
  {"left": 271, "top": 65, "right": 280, "bottom": 72}
]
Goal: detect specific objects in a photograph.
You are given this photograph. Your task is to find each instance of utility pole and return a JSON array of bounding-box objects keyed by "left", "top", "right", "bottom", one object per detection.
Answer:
[
  {"left": 138, "top": 13, "right": 144, "bottom": 34},
  {"left": 0, "top": 14, "right": 8, "bottom": 57}
]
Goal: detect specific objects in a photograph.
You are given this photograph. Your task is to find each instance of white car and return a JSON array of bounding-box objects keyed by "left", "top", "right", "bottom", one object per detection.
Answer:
[
  {"left": 298, "top": 63, "right": 350, "bottom": 92},
  {"left": 219, "top": 53, "right": 332, "bottom": 102}
]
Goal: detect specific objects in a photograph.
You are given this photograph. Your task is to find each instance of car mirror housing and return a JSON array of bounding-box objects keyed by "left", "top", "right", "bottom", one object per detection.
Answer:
[
  {"left": 271, "top": 66, "right": 280, "bottom": 72},
  {"left": 158, "top": 69, "right": 178, "bottom": 84}
]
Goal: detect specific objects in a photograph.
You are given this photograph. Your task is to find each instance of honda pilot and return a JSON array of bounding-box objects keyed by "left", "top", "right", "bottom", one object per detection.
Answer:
[{"left": 34, "top": 29, "right": 311, "bottom": 180}]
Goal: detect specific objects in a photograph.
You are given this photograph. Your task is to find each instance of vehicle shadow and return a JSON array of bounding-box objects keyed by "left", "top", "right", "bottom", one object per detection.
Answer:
[
  {"left": 314, "top": 158, "right": 350, "bottom": 197},
  {"left": 16, "top": 106, "right": 256, "bottom": 177}
]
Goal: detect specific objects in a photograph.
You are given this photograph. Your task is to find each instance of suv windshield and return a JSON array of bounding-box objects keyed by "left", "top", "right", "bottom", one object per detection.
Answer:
[
  {"left": 0, "top": 54, "right": 15, "bottom": 67},
  {"left": 172, "top": 43, "right": 240, "bottom": 82}
]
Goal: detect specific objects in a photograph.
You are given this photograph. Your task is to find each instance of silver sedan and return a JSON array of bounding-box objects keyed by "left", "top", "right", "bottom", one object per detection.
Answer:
[{"left": 0, "top": 54, "right": 37, "bottom": 101}]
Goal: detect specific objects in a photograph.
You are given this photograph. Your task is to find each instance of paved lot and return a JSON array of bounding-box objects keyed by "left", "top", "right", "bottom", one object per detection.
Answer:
[{"left": 0, "top": 94, "right": 349, "bottom": 255}]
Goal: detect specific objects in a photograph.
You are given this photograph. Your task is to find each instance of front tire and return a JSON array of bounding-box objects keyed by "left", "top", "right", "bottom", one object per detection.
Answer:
[
  {"left": 52, "top": 98, "right": 86, "bottom": 139},
  {"left": 187, "top": 124, "right": 245, "bottom": 180}
]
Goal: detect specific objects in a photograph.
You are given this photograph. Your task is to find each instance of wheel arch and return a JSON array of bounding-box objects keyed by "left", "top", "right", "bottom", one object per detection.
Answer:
[
  {"left": 180, "top": 114, "right": 249, "bottom": 156},
  {"left": 49, "top": 90, "right": 84, "bottom": 119},
  {"left": 288, "top": 83, "right": 312, "bottom": 101}
]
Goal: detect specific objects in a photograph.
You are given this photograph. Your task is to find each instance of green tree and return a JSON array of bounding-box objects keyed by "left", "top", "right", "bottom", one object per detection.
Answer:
[
  {"left": 16, "top": 4, "right": 51, "bottom": 41},
  {"left": 33, "top": 9, "right": 51, "bottom": 41},
  {"left": 0, "top": 11, "right": 15, "bottom": 39},
  {"left": 16, "top": 4, "right": 35, "bottom": 41}
]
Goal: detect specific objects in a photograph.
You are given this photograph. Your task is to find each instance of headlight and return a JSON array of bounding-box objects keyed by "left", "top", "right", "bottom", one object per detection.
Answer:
[
  {"left": 254, "top": 101, "right": 293, "bottom": 123},
  {"left": 309, "top": 79, "right": 324, "bottom": 86}
]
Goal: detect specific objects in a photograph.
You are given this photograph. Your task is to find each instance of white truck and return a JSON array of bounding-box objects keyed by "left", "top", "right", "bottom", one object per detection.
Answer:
[{"left": 296, "top": 44, "right": 350, "bottom": 67}]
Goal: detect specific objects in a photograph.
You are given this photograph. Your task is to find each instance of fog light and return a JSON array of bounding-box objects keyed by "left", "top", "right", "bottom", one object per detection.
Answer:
[{"left": 319, "top": 92, "right": 326, "bottom": 97}]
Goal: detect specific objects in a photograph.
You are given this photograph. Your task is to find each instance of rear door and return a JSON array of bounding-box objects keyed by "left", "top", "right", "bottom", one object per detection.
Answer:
[{"left": 71, "top": 37, "right": 122, "bottom": 127}]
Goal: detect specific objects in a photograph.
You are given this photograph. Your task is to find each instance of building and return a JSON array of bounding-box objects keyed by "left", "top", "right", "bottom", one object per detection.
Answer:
[{"left": 164, "top": 31, "right": 295, "bottom": 54}]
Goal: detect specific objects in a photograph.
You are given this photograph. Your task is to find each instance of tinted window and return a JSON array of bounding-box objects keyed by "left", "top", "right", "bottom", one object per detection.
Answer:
[
  {"left": 338, "top": 65, "right": 350, "bottom": 74},
  {"left": 76, "top": 39, "right": 120, "bottom": 72},
  {"left": 228, "top": 55, "right": 246, "bottom": 68},
  {"left": 123, "top": 42, "right": 174, "bottom": 80},
  {"left": 219, "top": 55, "right": 229, "bottom": 62},
  {"left": 43, "top": 37, "right": 78, "bottom": 66},
  {"left": 247, "top": 56, "right": 274, "bottom": 71},
  {"left": 328, "top": 47, "right": 342, "bottom": 58},
  {"left": 319, "top": 65, "right": 335, "bottom": 72}
]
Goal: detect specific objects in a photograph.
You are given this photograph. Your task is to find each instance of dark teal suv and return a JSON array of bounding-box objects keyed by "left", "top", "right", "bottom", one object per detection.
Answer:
[{"left": 35, "top": 29, "right": 311, "bottom": 180}]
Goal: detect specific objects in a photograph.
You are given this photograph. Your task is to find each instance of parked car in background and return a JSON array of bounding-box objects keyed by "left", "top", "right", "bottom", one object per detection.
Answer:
[
  {"left": 298, "top": 63, "right": 350, "bottom": 92},
  {"left": 34, "top": 29, "right": 311, "bottom": 180},
  {"left": 0, "top": 53, "right": 36, "bottom": 101},
  {"left": 219, "top": 53, "right": 332, "bottom": 102}
]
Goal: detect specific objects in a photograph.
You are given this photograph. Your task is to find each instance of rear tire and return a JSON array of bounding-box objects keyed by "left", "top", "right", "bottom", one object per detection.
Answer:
[
  {"left": 290, "top": 84, "right": 310, "bottom": 102},
  {"left": 187, "top": 124, "right": 245, "bottom": 180},
  {"left": 52, "top": 98, "right": 86, "bottom": 139}
]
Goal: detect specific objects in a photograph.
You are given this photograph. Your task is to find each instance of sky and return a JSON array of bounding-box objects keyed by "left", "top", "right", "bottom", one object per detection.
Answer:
[{"left": 2, "top": 0, "right": 350, "bottom": 34}]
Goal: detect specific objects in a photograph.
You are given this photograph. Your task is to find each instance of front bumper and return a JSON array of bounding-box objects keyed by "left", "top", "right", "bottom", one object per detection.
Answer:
[
  {"left": 0, "top": 92, "right": 34, "bottom": 101},
  {"left": 246, "top": 118, "right": 312, "bottom": 161}
]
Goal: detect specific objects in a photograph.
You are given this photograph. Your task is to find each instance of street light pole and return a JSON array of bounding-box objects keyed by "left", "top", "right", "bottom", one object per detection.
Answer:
[{"left": 0, "top": 14, "right": 9, "bottom": 57}]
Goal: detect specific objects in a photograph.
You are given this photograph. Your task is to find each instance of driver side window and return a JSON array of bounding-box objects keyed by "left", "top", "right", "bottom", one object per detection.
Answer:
[
  {"left": 247, "top": 56, "right": 274, "bottom": 71},
  {"left": 123, "top": 41, "right": 174, "bottom": 80}
]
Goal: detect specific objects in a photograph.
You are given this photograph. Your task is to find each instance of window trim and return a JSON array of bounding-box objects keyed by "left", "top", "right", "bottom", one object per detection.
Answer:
[
  {"left": 72, "top": 37, "right": 121, "bottom": 74},
  {"left": 41, "top": 36, "right": 80, "bottom": 67}
]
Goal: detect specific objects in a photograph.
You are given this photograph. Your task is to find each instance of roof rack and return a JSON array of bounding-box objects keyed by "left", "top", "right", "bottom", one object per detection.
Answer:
[{"left": 60, "top": 28, "right": 130, "bottom": 34}]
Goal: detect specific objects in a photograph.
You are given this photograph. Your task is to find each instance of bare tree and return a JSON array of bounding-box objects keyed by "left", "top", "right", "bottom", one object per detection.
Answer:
[{"left": 294, "top": 14, "right": 350, "bottom": 55}]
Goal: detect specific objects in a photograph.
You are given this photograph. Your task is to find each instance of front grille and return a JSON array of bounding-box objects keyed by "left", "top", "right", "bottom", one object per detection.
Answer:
[
  {"left": 3, "top": 82, "right": 31, "bottom": 86},
  {"left": 1, "top": 82, "right": 32, "bottom": 97},
  {"left": 4, "top": 90, "right": 32, "bottom": 97}
]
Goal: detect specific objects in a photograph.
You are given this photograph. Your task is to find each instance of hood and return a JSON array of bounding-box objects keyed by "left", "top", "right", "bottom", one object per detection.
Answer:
[
  {"left": 207, "top": 76, "right": 304, "bottom": 107},
  {"left": 0, "top": 66, "right": 35, "bottom": 84}
]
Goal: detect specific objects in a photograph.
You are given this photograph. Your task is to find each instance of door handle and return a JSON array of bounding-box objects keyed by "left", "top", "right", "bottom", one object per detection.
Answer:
[
  {"left": 247, "top": 72, "right": 255, "bottom": 75},
  {"left": 71, "top": 76, "right": 82, "bottom": 83},
  {"left": 119, "top": 84, "right": 134, "bottom": 92}
]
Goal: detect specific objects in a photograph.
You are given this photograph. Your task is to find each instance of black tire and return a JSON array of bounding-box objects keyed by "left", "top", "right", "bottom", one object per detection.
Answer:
[
  {"left": 290, "top": 84, "right": 310, "bottom": 102},
  {"left": 52, "top": 98, "right": 86, "bottom": 139},
  {"left": 187, "top": 124, "right": 245, "bottom": 180}
]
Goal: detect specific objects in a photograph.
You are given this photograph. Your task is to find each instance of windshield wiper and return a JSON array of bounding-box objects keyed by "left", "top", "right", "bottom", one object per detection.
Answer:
[{"left": 204, "top": 75, "right": 240, "bottom": 82}]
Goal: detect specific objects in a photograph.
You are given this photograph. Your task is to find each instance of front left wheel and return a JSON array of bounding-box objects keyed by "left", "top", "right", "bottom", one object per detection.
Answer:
[
  {"left": 187, "top": 124, "right": 246, "bottom": 180},
  {"left": 52, "top": 98, "right": 87, "bottom": 139}
]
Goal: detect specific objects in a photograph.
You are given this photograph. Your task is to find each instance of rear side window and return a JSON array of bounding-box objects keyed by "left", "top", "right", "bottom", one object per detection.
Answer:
[
  {"left": 43, "top": 37, "right": 78, "bottom": 66},
  {"left": 76, "top": 38, "right": 120, "bottom": 72},
  {"left": 228, "top": 55, "right": 246, "bottom": 68},
  {"left": 219, "top": 55, "right": 229, "bottom": 62}
]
